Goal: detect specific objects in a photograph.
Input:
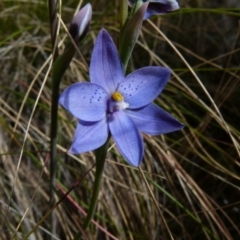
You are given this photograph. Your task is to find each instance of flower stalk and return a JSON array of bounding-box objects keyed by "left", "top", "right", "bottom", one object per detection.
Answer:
[
  {"left": 49, "top": 43, "right": 79, "bottom": 240},
  {"left": 48, "top": 0, "right": 59, "bottom": 61},
  {"left": 49, "top": 3, "right": 92, "bottom": 238},
  {"left": 74, "top": 138, "right": 110, "bottom": 239},
  {"left": 48, "top": 0, "right": 60, "bottom": 237},
  {"left": 83, "top": 138, "right": 110, "bottom": 229}
]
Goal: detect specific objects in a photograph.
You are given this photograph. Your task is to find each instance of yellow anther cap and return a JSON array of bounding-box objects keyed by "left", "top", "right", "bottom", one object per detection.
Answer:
[{"left": 112, "top": 92, "right": 124, "bottom": 102}]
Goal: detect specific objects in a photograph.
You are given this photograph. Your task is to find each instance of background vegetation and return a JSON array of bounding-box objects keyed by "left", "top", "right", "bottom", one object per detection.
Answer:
[{"left": 0, "top": 0, "right": 240, "bottom": 239}]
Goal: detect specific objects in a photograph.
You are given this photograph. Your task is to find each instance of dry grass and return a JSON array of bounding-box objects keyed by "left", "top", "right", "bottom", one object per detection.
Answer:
[{"left": 0, "top": 0, "right": 240, "bottom": 239}]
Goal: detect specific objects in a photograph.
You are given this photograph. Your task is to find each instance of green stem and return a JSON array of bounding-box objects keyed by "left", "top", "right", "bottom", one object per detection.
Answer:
[
  {"left": 48, "top": 0, "right": 59, "bottom": 237},
  {"left": 74, "top": 138, "right": 110, "bottom": 239},
  {"left": 49, "top": 75, "right": 59, "bottom": 238},
  {"left": 83, "top": 139, "right": 110, "bottom": 229},
  {"left": 50, "top": 44, "right": 76, "bottom": 179},
  {"left": 48, "top": 0, "right": 59, "bottom": 60},
  {"left": 49, "top": 44, "right": 76, "bottom": 237},
  {"left": 120, "top": 0, "right": 128, "bottom": 31}
]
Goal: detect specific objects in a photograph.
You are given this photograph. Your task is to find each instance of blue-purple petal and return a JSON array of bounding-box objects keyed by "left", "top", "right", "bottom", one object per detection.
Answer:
[
  {"left": 59, "top": 82, "right": 108, "bottom": 122},
  {"left": 69, "top": 3, "right": 92, "bottom": 41},
  {"left": 109, "top": 111, "right": 144, "bottom": 167},
  {"left": 145, "top": 1, "right": 179, "bottom": 19},
  {"left": 128, "top": 0, "right": 180, "bottom": 20},
  {"left": 90, "top": 29, "right": 124, "bottom": 95},
  {"left": 118, "top": 66, "right": 171, "bottom": 108},
  {"left": 125, "top": 103, "right": 184, "bottom": 135},
  {"left": 69, "top": 118, "right": 109, "bottom": 154}
]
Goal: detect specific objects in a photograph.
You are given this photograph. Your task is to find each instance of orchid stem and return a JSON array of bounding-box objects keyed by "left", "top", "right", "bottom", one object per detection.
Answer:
[
  {"left": 49, "top": 76, "right": 59, "bottom": 239},
  {"left": 48, "top": 0, "right": 59, "bottom": 60},
  {"left": 83, "top": 139, "right": 109, "bottom": 229},
  {"left": 48, "top": 0, "right": 59, "bottom": 238},
  {"left": 50, "top": 43, "right": 77, "bottom": 238},
  {"left": 74, "top": 138, "right": 110, "bottom": 239}
]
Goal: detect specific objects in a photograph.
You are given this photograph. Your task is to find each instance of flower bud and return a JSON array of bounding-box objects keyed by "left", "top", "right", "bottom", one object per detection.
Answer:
[
  {"left": 128, "top": 0, "right": 179, "bottom": 20},
  {"left": 69, "top": 3, "right": 92, "bottom": 42}
]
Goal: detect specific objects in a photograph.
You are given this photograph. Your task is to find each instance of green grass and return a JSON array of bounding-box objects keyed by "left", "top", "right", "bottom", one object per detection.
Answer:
[{"left": 0, "top": 0, "right": 240, "bottom": 239}]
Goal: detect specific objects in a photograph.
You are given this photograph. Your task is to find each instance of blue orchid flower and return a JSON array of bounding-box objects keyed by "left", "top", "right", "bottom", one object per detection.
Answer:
[
  {"left": 59, "top": 29, "right": 184, "bottom": 167},
  {"left": 129, "top": 0, "right": 179, "bottom": 20}
]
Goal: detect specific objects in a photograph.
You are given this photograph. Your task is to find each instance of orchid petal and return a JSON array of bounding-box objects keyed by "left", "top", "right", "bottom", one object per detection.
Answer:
[
  {"left": 126, "top": 103, "right": 184, "bottom": 135},
  {"left": 90, "top": 29, "right": 124, "bottom": 95},
  {"left": 109, "top": 111, "right": 143, "bottom": 167},
  {"left": 128, "top": 0, "right": 180, "bottom": 20},
  {"left": 59, "top": 82, "right": 108, "bottom": 122},
  {"left": 118, "top": 66, "right": 171, "bottom": 108},
  {"left": 69, "top": 118, "right": 109, "bottom": 154},
  {"left": 150, "top": 0, "right": 179, "bottom": 12},
  {"left": 145, "top": 1, "right": 179, "bottom": 19}
]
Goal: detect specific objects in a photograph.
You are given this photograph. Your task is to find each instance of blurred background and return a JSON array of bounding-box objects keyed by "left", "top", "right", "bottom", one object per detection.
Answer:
[{"left": 0, "top": 0, "right": 240, "bottom": 239}]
